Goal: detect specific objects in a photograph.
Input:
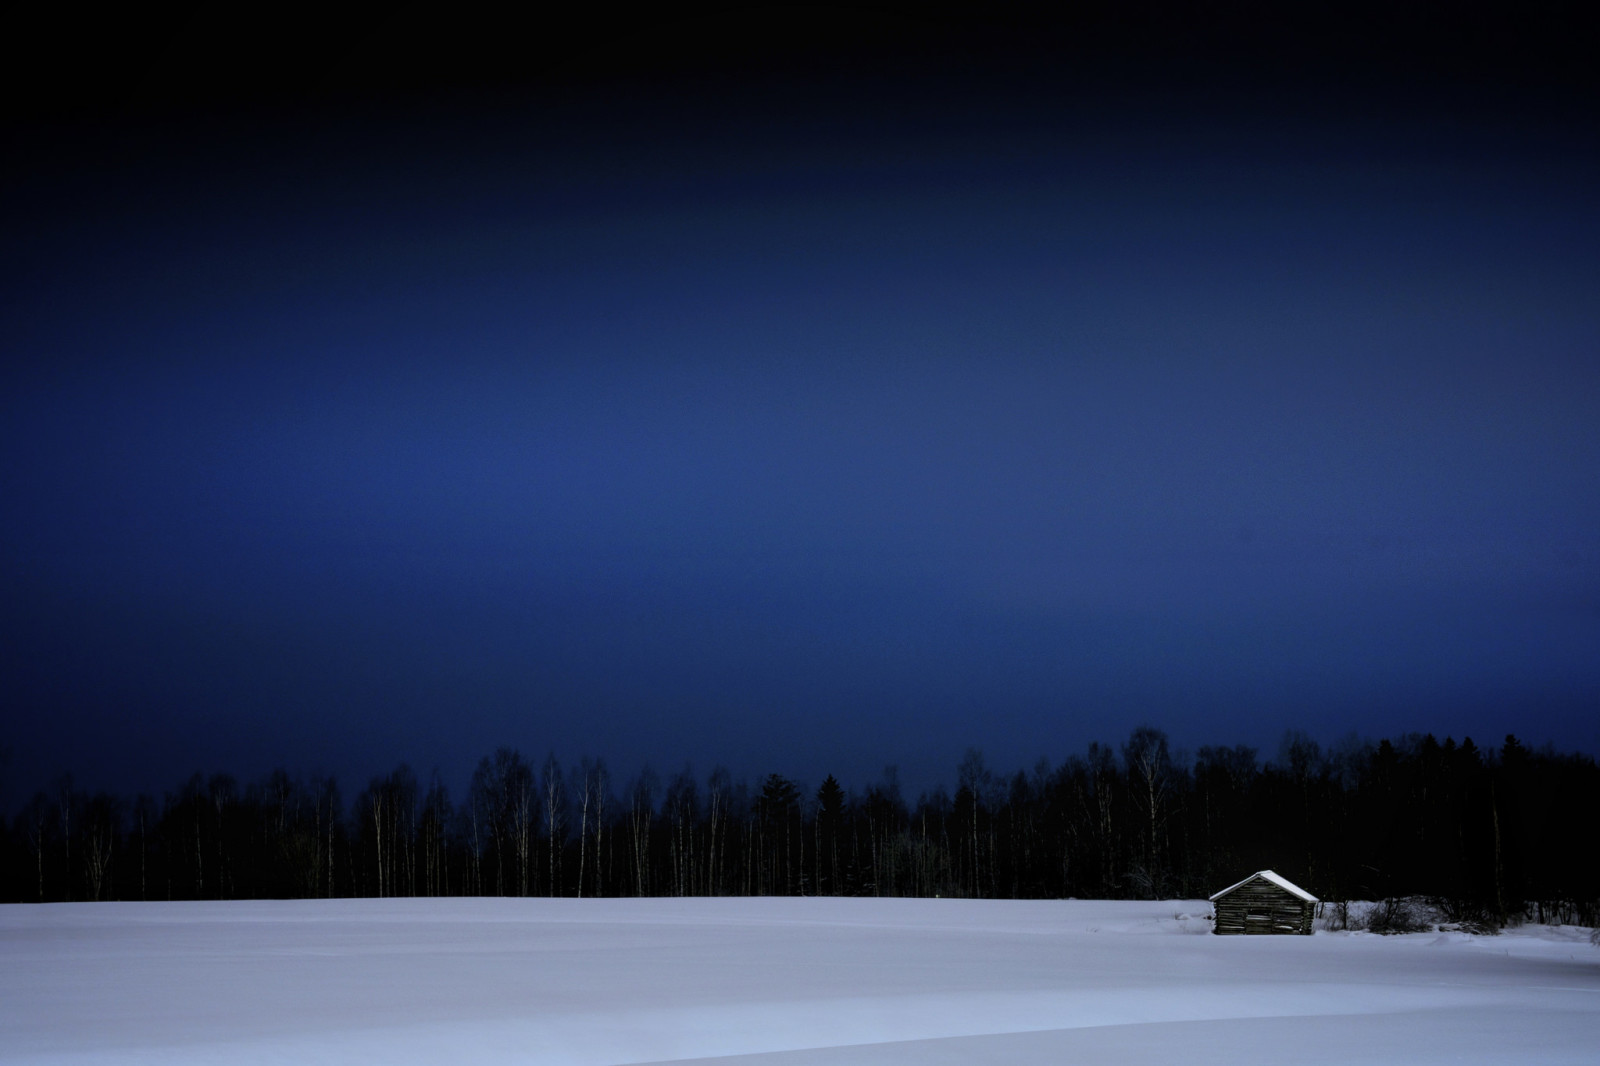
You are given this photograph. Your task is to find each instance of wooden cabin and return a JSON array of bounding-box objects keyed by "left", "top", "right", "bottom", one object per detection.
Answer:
[{"left": 1209, "top": 870, "right": 1317, "bottom": 935}]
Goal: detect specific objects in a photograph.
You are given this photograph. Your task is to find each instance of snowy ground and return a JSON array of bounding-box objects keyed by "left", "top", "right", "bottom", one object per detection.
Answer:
[{"left": 3, "top": 897, "right": 1596, "bottom": 1064}]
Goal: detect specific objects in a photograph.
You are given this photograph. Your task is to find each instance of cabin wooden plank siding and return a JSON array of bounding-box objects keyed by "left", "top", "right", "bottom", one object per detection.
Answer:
[{"left": 1210, "top": 870, "right": 1317, "bottom": 935}]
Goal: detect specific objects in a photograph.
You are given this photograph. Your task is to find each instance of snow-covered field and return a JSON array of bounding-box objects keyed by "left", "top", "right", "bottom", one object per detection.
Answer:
[{"left": 3, "top": 897, "right": 1596, "bottom": 1064}]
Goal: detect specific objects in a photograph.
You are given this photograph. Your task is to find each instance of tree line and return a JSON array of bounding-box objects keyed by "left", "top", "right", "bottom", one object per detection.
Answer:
[{"left": 4, "top": 729, "right": 1596, "bottom": 927}]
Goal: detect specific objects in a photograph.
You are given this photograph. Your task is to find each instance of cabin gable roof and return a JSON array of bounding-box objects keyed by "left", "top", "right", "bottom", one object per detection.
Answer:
[{"left": 1208, "top": 869, "right": 1318, "bottom": 903}]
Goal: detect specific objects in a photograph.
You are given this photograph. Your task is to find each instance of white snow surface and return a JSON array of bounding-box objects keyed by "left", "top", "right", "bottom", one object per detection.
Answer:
[{"left": 3, "top": 897, "right": 1596, "bottom": 1064}]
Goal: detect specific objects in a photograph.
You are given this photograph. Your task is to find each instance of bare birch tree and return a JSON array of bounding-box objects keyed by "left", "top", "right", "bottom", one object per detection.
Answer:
[{"left": 541, "top": 753, "right": 565, "bottom": 896}]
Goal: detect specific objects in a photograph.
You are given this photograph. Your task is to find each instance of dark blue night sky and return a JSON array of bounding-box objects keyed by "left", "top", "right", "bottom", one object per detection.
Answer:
[{"left": 4, "top": 8, "right": 1599, "bottom": 809}]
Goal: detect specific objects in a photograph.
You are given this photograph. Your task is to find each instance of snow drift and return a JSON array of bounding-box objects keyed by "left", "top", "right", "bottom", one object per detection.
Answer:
[{"left": 3, "top": 897, "right": 1596, "bottom": 1064}]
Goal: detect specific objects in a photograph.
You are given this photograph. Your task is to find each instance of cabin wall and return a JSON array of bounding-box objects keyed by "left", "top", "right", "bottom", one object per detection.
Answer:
[{"left": 1212, "top": 880, "right": 1314, "bottom": 934}]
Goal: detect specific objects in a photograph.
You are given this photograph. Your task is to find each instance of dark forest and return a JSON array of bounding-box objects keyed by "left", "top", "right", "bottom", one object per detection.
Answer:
[{"left": 6, "top": 729, "right": 1596, "bottom": 928}]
